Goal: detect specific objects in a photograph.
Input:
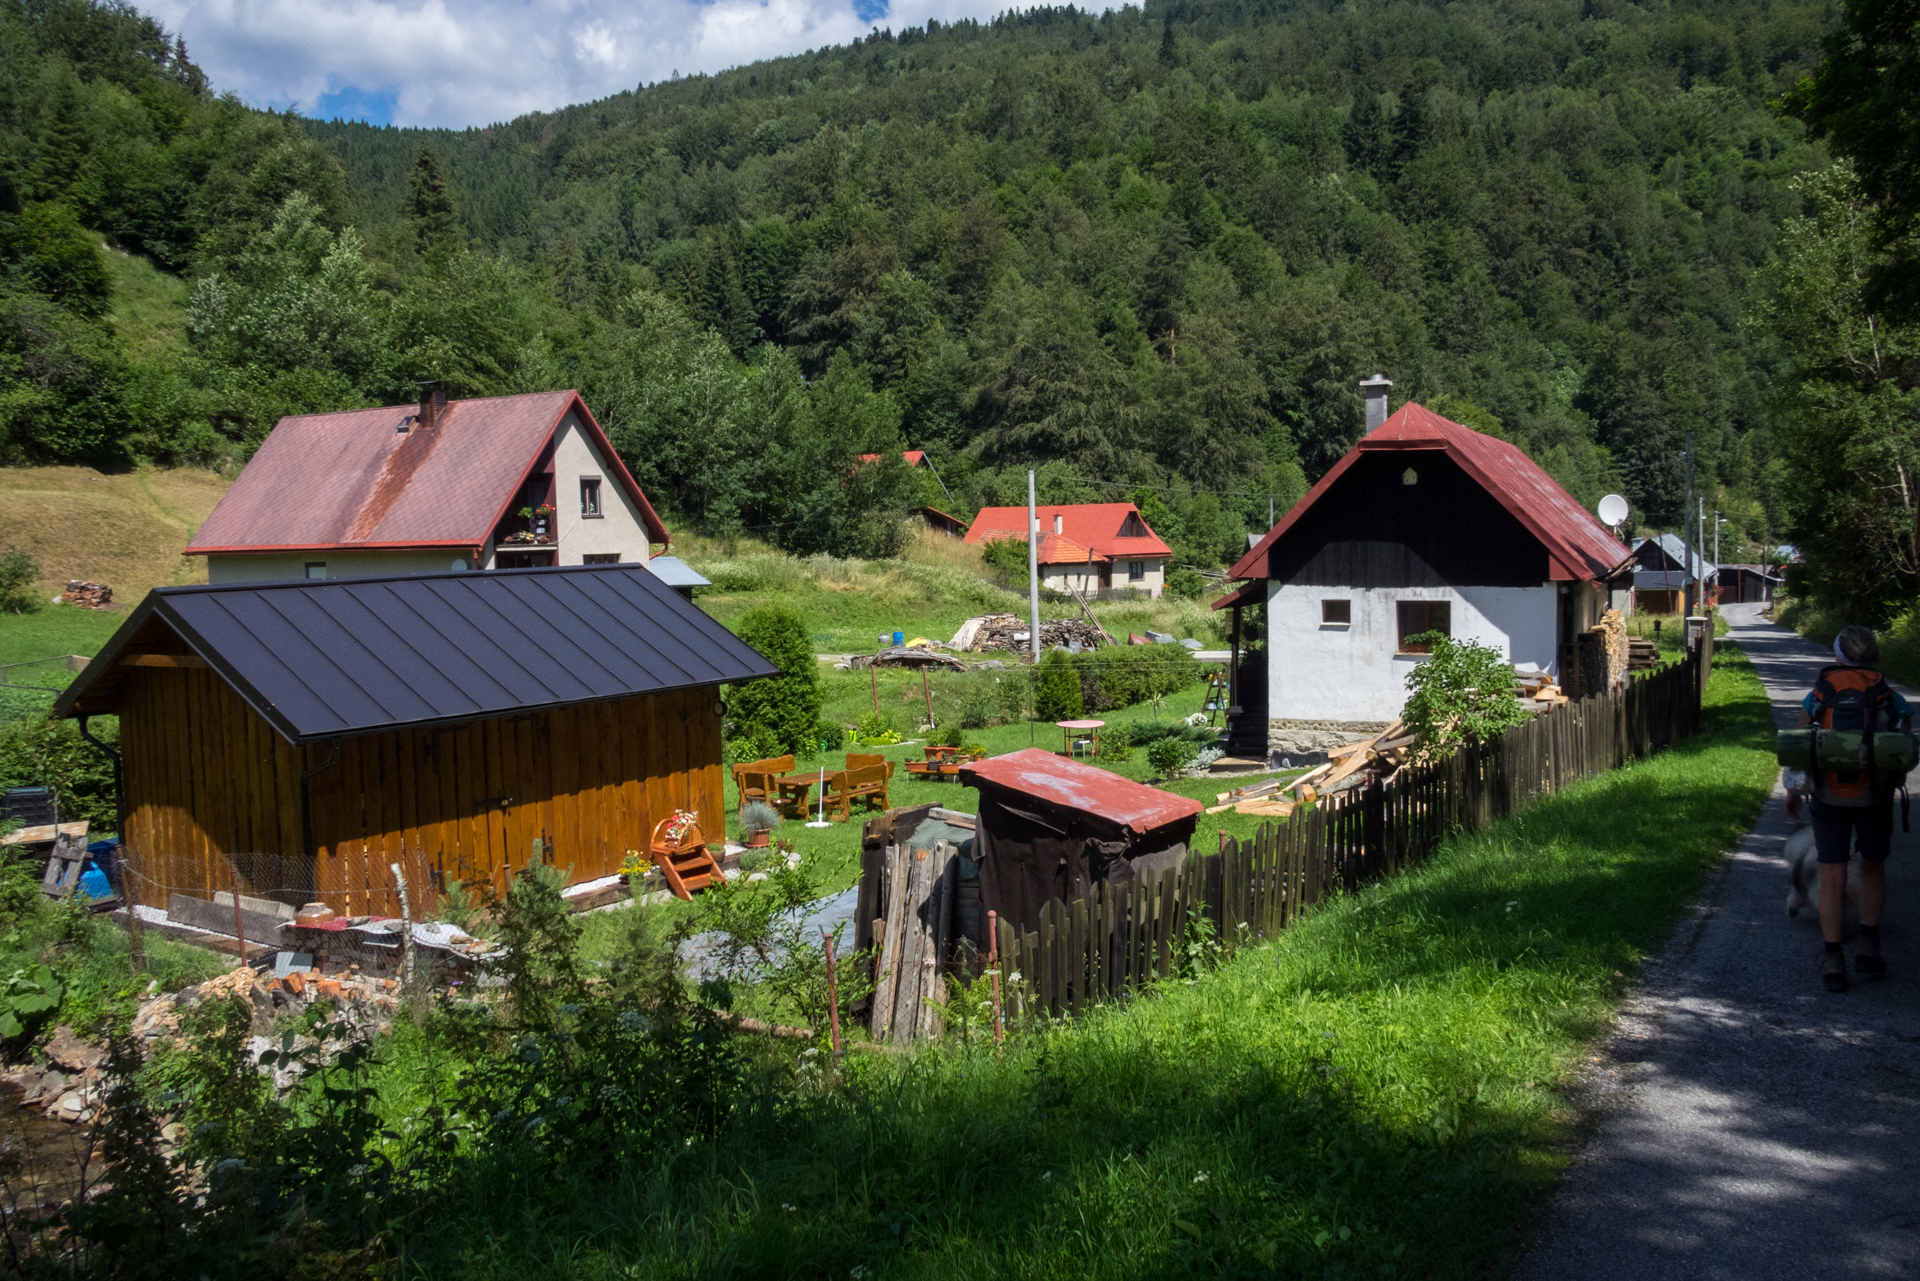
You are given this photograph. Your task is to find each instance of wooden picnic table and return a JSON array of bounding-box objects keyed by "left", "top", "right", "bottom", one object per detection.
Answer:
[
  {"left": 1056, "top": 719, "right": 1105, "bottom": 758},
  {"left": 774, "top": 769, "right": 832, "bottom": 818}
]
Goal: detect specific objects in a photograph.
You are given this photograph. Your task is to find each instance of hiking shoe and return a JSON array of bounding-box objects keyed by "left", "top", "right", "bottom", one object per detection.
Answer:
[
  {"left": 1856, "top": 935, "right": 1888, "bottom": 976},
  {"left": 1823, "top": 948, "right": 1850, "bottom": 992}
]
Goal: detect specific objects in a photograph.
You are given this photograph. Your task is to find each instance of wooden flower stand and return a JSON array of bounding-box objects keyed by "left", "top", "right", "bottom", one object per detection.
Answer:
[{"left": 649, "top": 817, "right": 725, "bottom": 901}]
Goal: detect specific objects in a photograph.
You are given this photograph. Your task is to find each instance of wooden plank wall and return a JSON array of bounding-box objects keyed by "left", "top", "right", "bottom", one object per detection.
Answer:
[{"left": 120, "top": 670, "right": 724, "bottom": 914}]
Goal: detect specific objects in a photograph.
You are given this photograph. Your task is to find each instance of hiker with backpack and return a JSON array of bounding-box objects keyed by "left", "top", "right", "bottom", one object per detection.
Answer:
[{"left": 1785, "top": 625, "right": 1914, "bottom": 992}]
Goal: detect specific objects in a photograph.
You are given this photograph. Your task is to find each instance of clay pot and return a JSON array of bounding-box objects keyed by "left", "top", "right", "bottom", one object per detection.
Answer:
[
  {"left": 745, "top": 829, "right": 772, "bottom": 849},
  {"left": 295, "top": 902, "right": 336, "bottom": 926}
]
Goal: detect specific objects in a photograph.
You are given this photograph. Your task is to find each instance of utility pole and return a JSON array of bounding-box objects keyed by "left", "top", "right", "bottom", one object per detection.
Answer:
[
  {"left": 1027, "top": 469, "right": 1041, "bottom": 664},
  {"left": 1699, "top": 496, "right": 1708, "bottom": 609},
  {"left": 1713, "top": 510, "right": 1721, "bottom": 574},
  {"left": 1682, "top": 432, "right": 1695, "bottom": 615}
]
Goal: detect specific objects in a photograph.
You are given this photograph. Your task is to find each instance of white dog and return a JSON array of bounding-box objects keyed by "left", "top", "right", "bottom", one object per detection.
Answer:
[{"left": 1783, "top": 769, "right": 1863, "bottom": 920}]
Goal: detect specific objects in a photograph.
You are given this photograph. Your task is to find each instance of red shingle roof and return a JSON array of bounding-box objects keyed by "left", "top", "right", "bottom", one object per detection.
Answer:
[
  {"left": 958, "top": 749, "right": 1202, "bottom": 835},
  {"left": 1229, "top": 403, "right": 1627, "bottom": 584},
  {"left": 186, "top": 391, "right": 667, "bottom": 555},
  {"left": 965, "top": 503, "right": 1172, "bottom": 561}
]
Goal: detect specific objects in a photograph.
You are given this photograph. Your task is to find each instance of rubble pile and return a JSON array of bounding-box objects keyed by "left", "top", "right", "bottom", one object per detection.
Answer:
[
  {"left": 951, "top": 614, "right": 1105, "bottom": 654},
  {"left": 59, "top": 581, "right": 112, "bottom": 609}
]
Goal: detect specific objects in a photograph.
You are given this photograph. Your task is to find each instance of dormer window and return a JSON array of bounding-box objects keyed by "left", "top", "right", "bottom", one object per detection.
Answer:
[
  {"left": 1119, "top": 512, "right": 1148, "bottom": 537},
  {"left": 580, "top": 477, "right": 602, "bottom": 518}
]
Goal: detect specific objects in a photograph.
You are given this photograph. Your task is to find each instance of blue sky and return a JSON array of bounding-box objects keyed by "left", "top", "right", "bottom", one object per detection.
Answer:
[{"left": 145, "top": 0, "right": 1029, "bottom": 130}]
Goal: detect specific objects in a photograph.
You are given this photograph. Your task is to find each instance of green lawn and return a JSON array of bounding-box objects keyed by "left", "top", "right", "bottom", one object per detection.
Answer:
[
  {"left": 0, "top": 605, "right": 125, "bottom": 720},
  {"left": 438, "top": 642, "right": 1774, "bottom": 1280}
]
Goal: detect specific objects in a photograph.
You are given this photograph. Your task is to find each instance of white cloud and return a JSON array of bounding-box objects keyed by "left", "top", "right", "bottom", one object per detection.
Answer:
[{"left": 145, "top": 0, "right": 1029, "bottom": 129}]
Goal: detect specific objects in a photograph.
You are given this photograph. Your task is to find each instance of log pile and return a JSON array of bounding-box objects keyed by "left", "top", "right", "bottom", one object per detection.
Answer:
[
  {"left": 60, "top": 581, "right": 112, "bottom": 609},
  {"left": 1514, "top": 669, "right": 1569, "bottom": 708},
  {"left": 1207, "top": 719, "right": 1415, "bottom": 815},
  {"left": 961, "top": 614, "right": 1105, "bottom": 653}
]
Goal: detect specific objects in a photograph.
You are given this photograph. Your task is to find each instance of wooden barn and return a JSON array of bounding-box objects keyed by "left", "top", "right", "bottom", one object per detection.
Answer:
[{"left": 53, "top": 565, "right": 777, "bottom": 914}]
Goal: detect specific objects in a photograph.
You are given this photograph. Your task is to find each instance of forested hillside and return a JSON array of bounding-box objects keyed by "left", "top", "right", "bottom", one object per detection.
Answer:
[{"left": 1, "top": 0, "right": 1898, "bottom": 593}]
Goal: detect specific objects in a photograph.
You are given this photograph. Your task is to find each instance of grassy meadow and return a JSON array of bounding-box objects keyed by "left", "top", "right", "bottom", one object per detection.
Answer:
[{"left": 380, "top": 639, "right": 1776, "bottom": 1280}]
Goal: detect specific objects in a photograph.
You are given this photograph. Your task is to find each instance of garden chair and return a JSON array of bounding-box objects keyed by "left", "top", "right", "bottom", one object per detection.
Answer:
[
  {"left": 845, "top": 752, "right": 894, "bottom": 779},
  {"left": 730, "top": 755, "right": 794, "bottom": 814}
]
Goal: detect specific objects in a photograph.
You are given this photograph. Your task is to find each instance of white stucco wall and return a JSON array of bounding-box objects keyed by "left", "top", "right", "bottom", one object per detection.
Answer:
[
  {"left": 1267, "top": 582, "right": 1560, "bottom": 722},
  {"left": 207, "top": 549, "right": 469, "bottom": 584},
  {"left": 547, "top": 413, "right": 654, "bottom": 566},
  {"left": 1041, "top": 558, "right": 1165, "bottom": 597}
]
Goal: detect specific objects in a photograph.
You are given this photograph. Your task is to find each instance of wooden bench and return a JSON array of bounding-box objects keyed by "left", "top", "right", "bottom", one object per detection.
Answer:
[
  {"left": 821, "top": 763, "right": 890, "bottom": 822},
  {"left": 730, "top": 755, "right": 795, "bottom": 814},
  {"left": 846, "top": 752, "right": 894, "bottom": 778}
]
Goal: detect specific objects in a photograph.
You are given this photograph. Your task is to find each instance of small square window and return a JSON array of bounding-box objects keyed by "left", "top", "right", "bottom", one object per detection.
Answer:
[
  {"left": 580, "top": 477, "right": 602, "bottom": 517},
  {"left": 582, "top": 553, "right": 621, "bottom": 565},
  {"left": 1322, "top": 599, "right": 1351, "bottom": 625},
  {"left": 1128, "top": 560, "right": 1145, "bottom": 581},
  {"left": 1396, "top": 600, "right": 1451, "bottom": 653},
  {"left": 305, "top": 562, "right": 327, "bottom": 580}
]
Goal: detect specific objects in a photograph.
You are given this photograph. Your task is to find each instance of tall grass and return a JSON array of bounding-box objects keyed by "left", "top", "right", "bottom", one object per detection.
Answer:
[{"left": 400, "top": 643, "right": 1775, "bottom": 1279}]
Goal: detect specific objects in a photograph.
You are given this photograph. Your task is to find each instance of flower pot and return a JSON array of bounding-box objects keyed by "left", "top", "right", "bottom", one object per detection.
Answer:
[{"left": 745, "top": 829, "right": 771, "bottom": 848}]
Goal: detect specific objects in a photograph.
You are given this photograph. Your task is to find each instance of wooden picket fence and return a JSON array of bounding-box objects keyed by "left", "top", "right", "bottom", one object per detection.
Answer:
[{"left": 994, "top": 642, "right": 1705, "bottom": 1021}]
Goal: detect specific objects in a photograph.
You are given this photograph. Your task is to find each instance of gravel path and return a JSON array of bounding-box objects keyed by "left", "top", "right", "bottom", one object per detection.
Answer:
[{"left": 1514, "top": 604, "right": 1920, "bottom": 1280}]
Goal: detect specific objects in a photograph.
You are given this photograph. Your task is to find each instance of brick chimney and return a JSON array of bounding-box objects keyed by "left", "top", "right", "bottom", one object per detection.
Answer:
[
  {"left": 1360, "top": 373, "right": 1392, "bottom": 433},
  {"left": 417, "top": 383, "right": 447, "bottom": 432}
]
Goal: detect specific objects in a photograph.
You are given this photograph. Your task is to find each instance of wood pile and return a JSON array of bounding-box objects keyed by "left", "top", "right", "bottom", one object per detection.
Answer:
[
  {"left": 1628, "top": 638, "right": 1661, "bottom": 670},
  {"left": 1514, "top": 669, "right": 1569, "bottom": 708},
  {"left": 964, "top": 615, "right": 1105, "bottom": 653},
  {"left": 1206, "top": 719, "right": 1415, "bottom": 815},
  {"left": 60, "top": 581, "right": 111, "bottom": 609},
  {"left": 870, "top": 838, "right": 961, "bottom": 1045}
]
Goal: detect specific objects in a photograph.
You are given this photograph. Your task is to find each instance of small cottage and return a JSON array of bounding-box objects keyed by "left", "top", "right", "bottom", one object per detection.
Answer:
[
  {"left": 1220, "top": 377, "right": 1631, "bottom": 757},
  {"left": 1629, "top": 535, "right": 1717, "bottom": 614},
  {"left": 187, "top": 389, "right": 669, "bottom": 583},
  {"left": 1718, "top": 563, "right": 1782, "bottom": 604},
  {"left": 54, "top": 565, "right": 777, "bottom": 913},
  {"left": 964, "top": 504, "right": 1173, "bottom": 598}
]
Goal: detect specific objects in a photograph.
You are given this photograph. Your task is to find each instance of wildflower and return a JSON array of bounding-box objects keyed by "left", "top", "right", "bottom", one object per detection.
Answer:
[
  {"left": 1506, "top": 901, "right": 1518, "bottom": 912},
  {"left": 1192, "top": 1171, "right": 1209, "bottom": 1184},
  {"left": 783, "top": 1203, "right": 797, "bottom": 1212}
]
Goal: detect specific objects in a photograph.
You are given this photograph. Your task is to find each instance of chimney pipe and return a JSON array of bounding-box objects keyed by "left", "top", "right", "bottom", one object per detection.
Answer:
[
  {"left": 417, "top": 383, "right": 447, "bottom": 432},
  {"left": 1360, "top": 374, "right": 1392, "bottom": 433},
  {"left": 1053, "top": 514, "right": 1063, "bottom": 535}
]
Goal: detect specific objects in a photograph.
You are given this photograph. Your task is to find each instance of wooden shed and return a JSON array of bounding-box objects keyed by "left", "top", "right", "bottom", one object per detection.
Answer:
[{"left": 54, "top": 565, "right": 777, "bottom": 915}]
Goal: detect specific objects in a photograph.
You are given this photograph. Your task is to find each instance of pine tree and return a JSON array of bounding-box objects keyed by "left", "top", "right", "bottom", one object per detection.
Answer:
[
  {"left": 553, "top": 231, "right": 584, "bottom": 307},
  {"left": 31, "top": 78, "right": 90, "bottom": 203},
  {"left": 407, "top": 147, "right": 463, "bottom": 260}
]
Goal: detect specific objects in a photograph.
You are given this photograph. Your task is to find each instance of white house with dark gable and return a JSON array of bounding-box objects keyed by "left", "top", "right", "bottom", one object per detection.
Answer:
[{"left": 1217, "top": 378, "right": 1632, "bottom": 757}]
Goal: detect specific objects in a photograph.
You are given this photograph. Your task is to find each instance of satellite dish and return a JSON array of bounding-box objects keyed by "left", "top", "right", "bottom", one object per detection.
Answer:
[{"left": 1597, "top": 493, "right": 1629, "bottom": 528}]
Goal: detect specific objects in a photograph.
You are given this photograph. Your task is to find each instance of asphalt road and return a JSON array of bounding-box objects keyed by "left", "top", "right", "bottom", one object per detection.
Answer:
[{"left": 1514, "top": 604, "right": 1920, "bottom": 1280}]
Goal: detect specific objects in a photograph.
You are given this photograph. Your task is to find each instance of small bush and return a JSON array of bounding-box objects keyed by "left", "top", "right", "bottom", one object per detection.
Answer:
[
  {"left": 1098, "top": 724, "right": 1133, "bottom": 763},
  {"left": 1035, "top": 649, "right": 1084, "bottom": 720},
  {"left": 0, "top": 716, "right": 118, "bottom": 831},
  {"left": 723, "top": 723, "right": 783, "bottom": 766},
  {"left": 1146, "top": 736, "right": 1197, "bottom": 777},
  {"left": 0, "top": 546, "right": 40, "bottom": 614},
  {"left": 739, "top": 800, "right": 780, "bottom": 835},
  {"left": 853, "top": 712, "right": 901, "bottom": 745},
  {"left": 979, "top": 534, "right": 1031, "bottom": 587},
  {"left": 1400, "top": 632, "right": 1528, "bottom": 763},
  {"left": 815, "top": 718, "right": 846, "bottom": 752}
]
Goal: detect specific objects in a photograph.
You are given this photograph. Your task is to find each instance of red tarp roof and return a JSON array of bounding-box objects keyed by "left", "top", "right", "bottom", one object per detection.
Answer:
[
  {"left": 1229, "top": 402, "right": 1626, "bottom": 584},
  {"left": 965, "top": 503, "right": 1172, "bottom": 561},
  {"left": 187, "top": 391, "right": 667, "bottom": 555},
  {"left": 959, "top": 749, "right": 1203, "bottom": 835}
]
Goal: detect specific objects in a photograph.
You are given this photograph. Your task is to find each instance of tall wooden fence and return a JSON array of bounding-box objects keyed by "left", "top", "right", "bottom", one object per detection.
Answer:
[{"left": 995, "top": 643, "right": 1705, "bottom": 1021}]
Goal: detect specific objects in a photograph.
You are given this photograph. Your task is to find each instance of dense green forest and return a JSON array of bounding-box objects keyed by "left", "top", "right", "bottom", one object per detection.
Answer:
[{"left": 2, "top": 0, "right": 1914, "bottom": 610}]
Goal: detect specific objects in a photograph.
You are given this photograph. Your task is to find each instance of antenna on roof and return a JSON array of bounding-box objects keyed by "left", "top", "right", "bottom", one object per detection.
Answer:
[{"left": 1597, "top": 493, "right": 1629, "bottom": 532}]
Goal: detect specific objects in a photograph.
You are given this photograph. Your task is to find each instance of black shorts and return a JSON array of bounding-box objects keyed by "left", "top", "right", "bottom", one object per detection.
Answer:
[{"left": 1812, "top": 797, "right": 1895, "bottom": 864}]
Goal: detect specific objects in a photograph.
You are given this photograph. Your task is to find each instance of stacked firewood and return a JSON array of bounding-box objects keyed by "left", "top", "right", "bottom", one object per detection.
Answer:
[
  {"left": 1514, "top": 669, "right": 1568, "bottom": 708},
  {"left": 1206, "top": 719, "right": 1415, "bottom": 817},
  {"left": 60, "top": 581, "right": 112, "bottom": 609},
  {"left": 967, "top": 616, "right": 1105, "bottom": 653}
]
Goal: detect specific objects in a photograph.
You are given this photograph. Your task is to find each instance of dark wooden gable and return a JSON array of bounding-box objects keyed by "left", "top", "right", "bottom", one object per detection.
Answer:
[{"left": 1265, "top": 452, "right": 1549, "bottom": 588}]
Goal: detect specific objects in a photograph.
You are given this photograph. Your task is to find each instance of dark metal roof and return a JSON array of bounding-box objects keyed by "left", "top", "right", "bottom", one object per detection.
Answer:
[
  {"left": 958, "top": 749, "right": 1203, "bottom": 835},
  {"left": 55, "top": 565, "right": 779, "bottom": 744}
]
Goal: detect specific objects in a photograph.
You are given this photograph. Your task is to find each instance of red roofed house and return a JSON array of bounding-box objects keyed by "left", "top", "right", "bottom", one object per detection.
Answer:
[
  {"left": 187, "top": 389, "right": 669, "bottom": 583},
  {"left": 964, "top": 503, "right": 1173, "bottom": 598},
  {"left": 1219, "top": 376, "right": 1631, "bottom": 758}
]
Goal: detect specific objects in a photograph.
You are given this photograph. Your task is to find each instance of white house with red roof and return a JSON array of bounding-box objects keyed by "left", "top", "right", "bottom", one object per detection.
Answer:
[
  {"left": 187, "top": 389, "right": 669, "bottom": 584},
  {"left": 964, "top": 503, "right": 1173, "bottom": 598},
  {"left": 1218, "top": 377, "right": 1631, "bottom": 755}
]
